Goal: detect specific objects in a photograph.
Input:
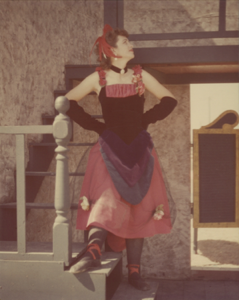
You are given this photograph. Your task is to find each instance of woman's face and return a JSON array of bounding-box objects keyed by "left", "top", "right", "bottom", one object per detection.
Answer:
[{"left": 113, "top": 35, "right": 134, "bottom": 60}]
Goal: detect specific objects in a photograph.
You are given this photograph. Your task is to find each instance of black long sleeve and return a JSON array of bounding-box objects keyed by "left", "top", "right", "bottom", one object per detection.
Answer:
[
  {"left": 66, "top": 100, "right": 107, "bottom": 135},
  {"left": 142, "top": 96, "right": 177, "bottom": 129}
]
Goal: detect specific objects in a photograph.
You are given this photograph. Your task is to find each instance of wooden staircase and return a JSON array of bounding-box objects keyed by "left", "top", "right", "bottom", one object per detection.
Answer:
[
  {"left": 0, "top": 66, "right": 98, "bottom": 241},
  {"left": 0, "top": 71, "right": 123, "bottom": 299}
]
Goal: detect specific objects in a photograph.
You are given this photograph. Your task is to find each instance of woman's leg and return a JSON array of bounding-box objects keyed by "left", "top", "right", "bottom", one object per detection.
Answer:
[
  {"left": 69, "top": 226, "right": 107, "bottom": 273},
  {"left": 126, "top": 238, "right": 150, "bottom": 291},
  {"left": 88, "top": 226, "right": 108, "bottom": 248}
]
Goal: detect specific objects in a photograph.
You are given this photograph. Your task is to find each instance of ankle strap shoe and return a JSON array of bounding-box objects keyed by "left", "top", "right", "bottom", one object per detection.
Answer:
[
  {"left": 69, "top": 243, "right": 101, "bottom": 274},
  {"left": 127, "top": 264, "right": 150, "bottom": 291}
]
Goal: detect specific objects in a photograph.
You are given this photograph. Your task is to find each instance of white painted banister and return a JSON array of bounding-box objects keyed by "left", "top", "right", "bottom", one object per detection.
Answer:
[
  {"left": 0, "top": 98, "right": 73, "bottom": 264},
  {"left": 52, "top": 96, "right": 72, "bottom": 266},
  {"left": 16, "top": 134, "right": 26, "bottom": 254},
  {"left": 0, "top": 125, "right": 53, "bottom": 134},
  {"left": 0, "top": 125, "right": 53, "bottom": 257}
]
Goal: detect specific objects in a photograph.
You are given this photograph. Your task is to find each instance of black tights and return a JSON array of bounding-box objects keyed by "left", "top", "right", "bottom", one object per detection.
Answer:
[
  {"left": 88, "top": 226, "right": 108, "bottom": 249},
  {"left": 88, "top": 226, "right": 144, "bottom": 265},
  {"left": 126, "top": 238, "right": 144, "bottom": 265}
]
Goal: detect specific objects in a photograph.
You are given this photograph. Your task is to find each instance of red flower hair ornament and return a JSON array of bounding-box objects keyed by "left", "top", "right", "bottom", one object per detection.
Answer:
[{"left": 90, "top": 24, "right": 122, "bottom": 61}]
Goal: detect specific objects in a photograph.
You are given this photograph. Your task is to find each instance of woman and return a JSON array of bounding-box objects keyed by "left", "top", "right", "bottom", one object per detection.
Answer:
[{"left": 65, "top": 24, "right": 177, "bottom": 291}]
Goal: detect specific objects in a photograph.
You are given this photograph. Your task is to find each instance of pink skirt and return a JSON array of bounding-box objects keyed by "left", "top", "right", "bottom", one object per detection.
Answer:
[{"left": 76, "top": 142, "right": 172, "bottom": 252}]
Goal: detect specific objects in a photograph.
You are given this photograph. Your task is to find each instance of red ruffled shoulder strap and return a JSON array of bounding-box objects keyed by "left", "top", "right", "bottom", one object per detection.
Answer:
[
  {"left": 132, "top": 65, "right": 145, "bottom": 96},
  {"left": 96, "top": 67, "right": 107, "bottom": 87},
  {"left": 132, "top": 65, "right": 143, "bottom": 76}
]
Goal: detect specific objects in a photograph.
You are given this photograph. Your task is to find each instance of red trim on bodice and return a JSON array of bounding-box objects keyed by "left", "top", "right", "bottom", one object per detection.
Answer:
[
  {"left": 105, "top": 84, "right": 137, "bottom": 98},
  {"left": 97, "top": 65, "right": 145, "bottom": 97}
]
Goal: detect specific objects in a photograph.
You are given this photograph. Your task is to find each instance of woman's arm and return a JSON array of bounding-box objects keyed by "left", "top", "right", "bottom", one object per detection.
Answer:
[
  {"left": 142, "top": 70, "right": 175, "bottom": 99},
  {"left": 65, "top": 71, "right": 100, "bottom": 101},
  {"left": 141, "top": 70, "right": 177, "bottom": 129},
  {"left": 64, "top": 71, "right": 106, "bottom": 135}
]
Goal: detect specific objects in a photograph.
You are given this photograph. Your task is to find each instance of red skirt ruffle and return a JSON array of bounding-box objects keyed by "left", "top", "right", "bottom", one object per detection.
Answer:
[{"left": 76, "top": 142, "right": 172, "bottom": 252}]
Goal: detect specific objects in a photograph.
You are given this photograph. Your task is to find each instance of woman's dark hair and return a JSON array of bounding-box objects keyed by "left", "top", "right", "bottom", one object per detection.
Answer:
[{"left": 95, "top": 28, "right": 129, "bottom": 70}]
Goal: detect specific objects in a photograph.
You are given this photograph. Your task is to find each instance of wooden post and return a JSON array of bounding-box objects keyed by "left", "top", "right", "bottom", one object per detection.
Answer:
[
  {"left": 16, "top": 134, "right": 26, "bottom": 254},
  {"left": 53, "top": 96, "right": 72, "bottom": 266}
]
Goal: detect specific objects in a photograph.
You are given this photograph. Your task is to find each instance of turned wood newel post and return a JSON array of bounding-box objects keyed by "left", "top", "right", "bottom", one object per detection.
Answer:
[{"left": 53, "top": 96, "right": 72, "bottom": 266}]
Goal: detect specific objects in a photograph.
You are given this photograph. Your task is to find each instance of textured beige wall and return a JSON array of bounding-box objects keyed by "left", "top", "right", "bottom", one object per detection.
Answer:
[
  {"left": 125, "top": 0, "right": 239, "bottom": 33},
  {"left": 134, "top": 85, "right": 191, "bottom": 279},
  {"left": 226, "top": 0, "right": 239, "bottom": 30},
  {"left": 125, "top": 0, "right": 220, "bottom": 33},
  {"left": 1, "top": 0, "right": 237, "bottom": 279},
  {"left": 126, "top": 0, "right": 239, "bottom": 48},
  {"left": 0, "top": 0, "right": 103, "bottom": 204}
]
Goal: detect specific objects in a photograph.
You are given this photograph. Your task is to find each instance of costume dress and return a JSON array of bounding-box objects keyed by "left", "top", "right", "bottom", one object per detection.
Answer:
[{"left": 67, "top": 66, "right": 177, "bottom": 252}]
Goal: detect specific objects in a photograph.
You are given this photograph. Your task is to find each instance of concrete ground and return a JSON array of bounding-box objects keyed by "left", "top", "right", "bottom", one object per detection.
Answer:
[
  {"left": 156, "top": 220, "right": 239, "bottom": 300},
  {"left": 113, "top": 219, "right": 239, "bottom": 300},
  {"left": 113, "top": 277, "right": 239, "bottom": 300},
  {"left": 190, "top": 219, "right": 239, "bottom": 270},
  {"left": 155, "top": 279, "right": 239, "bottom": 300}
]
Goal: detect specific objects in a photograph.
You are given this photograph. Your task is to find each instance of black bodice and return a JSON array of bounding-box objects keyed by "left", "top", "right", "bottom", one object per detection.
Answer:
[
  {"left": 66, "top": 90, "right": 177, "bottom": 144},
  {"left": 99, "top": 86, "right": 145, "bottom": 144}
]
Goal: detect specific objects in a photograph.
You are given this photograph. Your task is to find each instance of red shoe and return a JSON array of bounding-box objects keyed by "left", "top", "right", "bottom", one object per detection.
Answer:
[
  {"left": 69, "top": 243, "right": 101, "bottom": 274},
  {"left": 127, "top": 264, "right": 150, "bottom": 291}
]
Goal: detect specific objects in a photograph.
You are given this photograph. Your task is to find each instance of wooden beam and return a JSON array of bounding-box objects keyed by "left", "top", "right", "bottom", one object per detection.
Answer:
[
  {"left": 219, "top": 0, "right": 226, "bottom": 32},
  {"left": 117, "top": 0, "right": 124, "bottom": 28},
  {"left": 104, "top": 0, "right": 117, "bottom": 28},
  {"left": 143, "top": 67, "right": 239, "bottom": 84},
  {"left": 104, "top": 0, "right": 124, "bottom": 28},
  {"left": 64, "top": 63, "right": 239, "bottom": 85},
  {"left": 129, "top": 30, "right": 239, "bottom": 41},
  {"left": 143, "top": 67, "right": 167, "bottom": 84},
  {"left": 164, "top": 72, "right": 239, "bottom": 84},
  {"left": 64, "top": 65, "right": 96, "bottom": 90},
  {"left": 132, "top": 45, "right": 239, "bottom": 65},
  {"left": 16, "top": 135, "right": 26, "bottom": 254}
]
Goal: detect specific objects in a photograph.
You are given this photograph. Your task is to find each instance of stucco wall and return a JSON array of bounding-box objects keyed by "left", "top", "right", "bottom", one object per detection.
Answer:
[
  {"left": 0, "top": 0, "right": 238, "bottom": 280},
  {"left": 140, "top": 85, "right": 191, "bottom": 279},
  {"left": 125, "top": 0, "right": 239, "bottom": 33},
  {"left": 125, "top": 0, "right": 220, "bottom": 33},
  {"left": 226, "top": 0, "right": 239, "bottom": 30},
  {"left": 126, "top": 0, "right": 239, "bottom": 48},
  {"left": 0, "top": 0, "right": 103, "bottom": 204}
]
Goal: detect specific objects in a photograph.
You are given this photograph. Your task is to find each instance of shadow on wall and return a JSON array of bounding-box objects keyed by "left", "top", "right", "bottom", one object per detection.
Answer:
[
  {"left": 125, "top": 0, "right": 221, "bottom": 47},
  {"left": 198, "top": 240, "right": 239, "bottom": 265}
]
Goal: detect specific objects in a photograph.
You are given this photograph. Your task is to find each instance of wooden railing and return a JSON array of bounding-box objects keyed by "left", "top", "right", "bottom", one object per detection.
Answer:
[{"left": 0, "top": 96, "right": 73, "bottom": 266}]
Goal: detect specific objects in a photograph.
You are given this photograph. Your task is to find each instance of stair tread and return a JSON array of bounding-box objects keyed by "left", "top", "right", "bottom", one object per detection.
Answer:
[
  {"left": 112, "top": 278, "right": 159, "bottom": 300},
  {"left": 0, "top": 202, "right": 78, "bottom": 209},
  {"left": 54, "top": 89, "right": 67, "bottom": 92},
  {"left": 26, "top": 171, "right": 85, "bottom": 176},
  {"left": 40, "top": 115, "right": 103, "bottom": 119},
  {"left": 42, "top": 115, "right": 55, "bottom": 119},
  {"left": 29, "top": 142, "right": 96, "bottom": 146},
  {"left": 84, "top": 252, "right": 122, "bottom": 277},
  {"left": 0, "top": 241, "right": 86, "bottom": 255},
  {"left": 0, "top": 240, "right": 122, "bottom": 278},
  {"left": 44, "top": 114, "right": 103, "bottom": 119}
]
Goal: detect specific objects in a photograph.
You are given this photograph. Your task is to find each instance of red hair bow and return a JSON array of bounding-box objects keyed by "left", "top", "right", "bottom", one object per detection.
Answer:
[{"left": 90, "top": 24, "right": 121, "bottom": 61}]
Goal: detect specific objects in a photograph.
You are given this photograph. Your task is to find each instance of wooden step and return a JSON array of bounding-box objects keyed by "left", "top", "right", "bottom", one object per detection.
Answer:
[
  {"left": 29, "top": 142, "right": 96, "bottom": 147},
  {"left": 0, "top": 247, "right": 122, "bottom": 300},
  {"left": 25, "top": 171, "right": 85, "bottom": 176},
  {"left": 112, "top": 278, "right": 159, "bottom": 300},
  {"left": 0, "top": 241, "right": 85, "bottom": 256},
  {"left": 0, "top": 241, "right": 86, "bottom": 262},
  {"left": 41, "top": 113, "right": 103, "bottom": 120},
  {"left": 0, "top": 202, "right": 78, "bottom": 210}
]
